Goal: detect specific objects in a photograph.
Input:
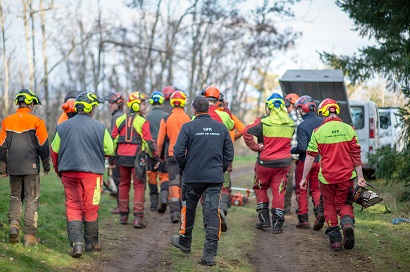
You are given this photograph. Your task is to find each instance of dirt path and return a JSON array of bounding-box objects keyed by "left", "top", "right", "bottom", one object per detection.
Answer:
[{"left": 88, "top": 165, "right": 377, "bottom": 272}]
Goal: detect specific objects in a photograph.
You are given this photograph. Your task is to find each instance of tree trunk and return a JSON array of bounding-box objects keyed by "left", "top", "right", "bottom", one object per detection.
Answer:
[
  {"left": 40, "top": 0, "right": 50, "bottom": 128},
  {"left": 0, "top": 0, "right": 10, "bottom": 116},
  {"left": 22, "top": 0, "right": 34, "bottom": 89}
]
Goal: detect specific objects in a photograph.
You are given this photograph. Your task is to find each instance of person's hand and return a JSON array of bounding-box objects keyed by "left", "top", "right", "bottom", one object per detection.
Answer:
[
  {"left": 300, "top": 178, "right": 307, "bottom": 190},
  {"left": 153, "top": 161, "right": 160, "bottom": 170},
  {"left": 357, "top": 177, "right": 367, "bottom": 187},
  {"left": 258, "top": 143, "right": 264, "bottom": 151},
  {"left": 1, "top": 173, "right": 8, "bottom": 178}
]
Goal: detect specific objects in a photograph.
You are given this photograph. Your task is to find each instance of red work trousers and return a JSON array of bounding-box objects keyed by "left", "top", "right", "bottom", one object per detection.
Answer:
[
  {"left": 295, "top": 160, "right": 321, "bottom": 215},
  {"left": 320, "top": 179, "right": 354, "bottom": 227},
  {"left": 61, "top": 172, "right": 101, "bottom": 222},
  {"left": 118, "top": 166, "right": 145, "bottom": 215},
  {"left": 253, "top": 164, "right": 290, "bottom": 210}
]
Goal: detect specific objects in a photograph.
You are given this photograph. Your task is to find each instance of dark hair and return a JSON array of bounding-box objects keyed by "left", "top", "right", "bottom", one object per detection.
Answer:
[{"left": 192, "top": 96, "right": 209, "bottom": 113}]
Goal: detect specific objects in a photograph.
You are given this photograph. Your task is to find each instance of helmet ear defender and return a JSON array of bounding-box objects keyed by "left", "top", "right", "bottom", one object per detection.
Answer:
[{"left": 131, "top": 102, "right": 140, "bottom": 112}]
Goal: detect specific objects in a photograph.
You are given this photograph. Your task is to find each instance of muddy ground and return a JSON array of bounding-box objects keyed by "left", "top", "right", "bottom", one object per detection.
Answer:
[{"left": 83, "top": 166, "right": 376, "bottom": 272}]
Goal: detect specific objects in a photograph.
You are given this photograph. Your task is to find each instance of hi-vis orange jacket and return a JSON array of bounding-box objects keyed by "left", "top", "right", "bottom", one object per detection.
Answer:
[
  {"left": 0, "top": 107, "right": 50, "bottom": 175},
  {"left": 157, "top": 107, "right": 190, "bottom": 158}
]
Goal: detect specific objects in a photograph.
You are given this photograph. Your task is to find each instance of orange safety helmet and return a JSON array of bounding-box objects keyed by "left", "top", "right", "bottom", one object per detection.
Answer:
[
  {"left": 204, "top": 86, "right": 220, "bottom": 100},
  {"left": 284, "top": 93, "right": 300, "bottom": 108},
  {"left": 318, "top": 98, "right": 340, "bottom": 117},
  {"left": 170, "top": 90, "right": 187, "bottom": 107},
  {"left": 127, "top": 92, "right": 148, "bottom": 112},
  {"left": 162, "top": 86, "right": 176, "bottom": 100}
]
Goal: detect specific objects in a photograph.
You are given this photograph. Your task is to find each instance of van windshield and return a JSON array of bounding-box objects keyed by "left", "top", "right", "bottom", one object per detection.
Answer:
[{"left": 350, "top": 106, "right": 365, "bottom": 129}]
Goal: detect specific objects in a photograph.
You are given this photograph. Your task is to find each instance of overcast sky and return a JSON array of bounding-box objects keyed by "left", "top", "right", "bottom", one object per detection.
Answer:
[{"left": 273, "top": 0, "right": 375, "bottom": 76}]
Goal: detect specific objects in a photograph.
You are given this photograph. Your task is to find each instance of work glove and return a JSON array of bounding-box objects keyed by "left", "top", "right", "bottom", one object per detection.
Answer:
[
  {"left": 0, "top": 161, "right": 6, "bottom": 175},
  {"left": 42, "top": 158, "right": 50, "bottom": 174}
]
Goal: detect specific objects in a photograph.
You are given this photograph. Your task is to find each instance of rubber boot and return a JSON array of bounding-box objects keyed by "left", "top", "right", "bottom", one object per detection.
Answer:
[
  {"left": 271, "top": 209, "right": 285, "bottom": 234},
  {"left": 296, "top": 213, "right": 310, "bottom": 229},
  {"left": 84, "top": 220, "right": 102, "bottom": 252},
  {"left": 133, "top": 212, "right": 146, "bottom": 228},
  {"left": 341, "top": 215, "right": 355, "bottom": 250},
  {"left": 9, "top": 220, "right": 20, "bottom": 244},
  {"left": 313, "top": 198, "right": 325, "bottom": 231},
  {"left": 149, "top": 193, "right": 159, "bottom": 211},
  {"left": 67, "top": 220, "right": 84, "bottom": 257},
  {"left": 157, "top": 182, "right": 169, "bottom": 213},
  {"left": 255, "top": 202, "right": 270, "bottom": 229},
  {"left": 325, "top": 226, "right": 342, "bottom": 251},
  {"left": 199, "top": 254, "right": 216, "bottom": 266},
  {"left": 169, "top": 200, "right": 181, "bottom": 223}
]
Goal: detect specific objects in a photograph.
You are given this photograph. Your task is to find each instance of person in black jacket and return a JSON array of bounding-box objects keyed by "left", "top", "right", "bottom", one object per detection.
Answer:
[
  {"left": 290, "top": 95, "right": 325, "bottom": 230},
  {"left": 171, "top": 96, "right": 234, "bottom": 266}
]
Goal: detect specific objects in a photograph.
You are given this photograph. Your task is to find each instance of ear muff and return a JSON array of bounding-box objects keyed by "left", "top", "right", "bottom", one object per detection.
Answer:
[
  {"left": 74, "top": 102, "right": 93, "bottom": 113},
  {"left": 131, "top": 102, "right": 140, "bottom": 112},
  {"left": 284, "top": 99, "right": 290, "bottom": 108},
  {"left": 149, "top": 91, "right": 165, "bottom": 105}
]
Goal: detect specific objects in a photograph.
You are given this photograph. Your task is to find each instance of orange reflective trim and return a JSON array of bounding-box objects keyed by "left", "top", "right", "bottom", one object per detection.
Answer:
[
  {"left": 179, "top": 205, "right": 187, "bottom": 235},
  {"left": 169, "top": 185, "right": 181, "bottom": 199}
]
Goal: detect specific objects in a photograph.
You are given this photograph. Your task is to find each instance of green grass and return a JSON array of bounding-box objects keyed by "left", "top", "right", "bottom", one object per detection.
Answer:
[{"left": 0, "top": 155, "right": 409, "bottom": 271}]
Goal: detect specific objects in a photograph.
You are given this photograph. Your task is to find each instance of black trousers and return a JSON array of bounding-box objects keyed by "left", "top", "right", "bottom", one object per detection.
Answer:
[
  {"left": 179, "top": 183, "right": 222, "bottom": 256},
  {"left": 8, "top": 175, "right": 40, "bottom": 236}
]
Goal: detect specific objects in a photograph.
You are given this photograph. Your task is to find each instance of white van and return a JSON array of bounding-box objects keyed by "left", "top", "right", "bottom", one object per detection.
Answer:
[
  {"left": 378, "top": 107, "right": 404, "bottom": 151},
  {"left": 349, "top": 100, "right": 379, "bottom": 175}
]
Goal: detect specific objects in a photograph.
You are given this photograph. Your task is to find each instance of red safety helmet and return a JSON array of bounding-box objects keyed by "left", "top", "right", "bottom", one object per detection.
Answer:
[
  {"left": 318, "top": 98, "right": 340, "bottom": 117},
  {"left": 162, "top": 86, "right": 176, "bottom": 100},
  {"left": 295, "top": 95, "right": 316, "bottom": 113},
  {"left": 170, "top": 90, "right": 187, "bottom": 107},
  {"left": 284, "top": 93, "right": 300, "bottom": 108},
  {"left": 204, "top": 86, "right": 220, "bottom": 100}
]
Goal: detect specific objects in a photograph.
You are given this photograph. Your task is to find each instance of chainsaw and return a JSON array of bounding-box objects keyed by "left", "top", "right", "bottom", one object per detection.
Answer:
[
  {"left": 230, "top": 187, "right": 254, "bottom": 206},
  {"left": 353, "top": 183, "right": 383, "bottom": 210}
]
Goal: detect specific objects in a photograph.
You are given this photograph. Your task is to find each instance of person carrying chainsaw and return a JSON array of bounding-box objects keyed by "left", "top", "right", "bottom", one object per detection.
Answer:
[
  {"left": 57, "top": 90, "right": 81, "bottom": 124},
  {"left": 157, "top": 90, "right": 191, "bottom": 223},
  {"left": 51, "top": 91, "right": 113, "bottom": 257},
  {"left": 203, "top": 86, "right": 234, "bottom": 232},
  {"left": 105, "top": 92, "right": 125, "bottom": 214},
  {"left": 0, "top": 89, "right": 50, "bottom": 247},
  {"left": 243, "top": 93, "right": 295, "bottom": 234},
  {"left": 300, "top": 98, "right": 366, "bottom": 251},
  {"left": 216, "top": 93, "right": 245, "bottom": 208},
  {"left": 146, "top": 91, "right": 169, "bottom": 211},
  {"left": 290, "top": 95, "right": 324, "bottom": 230},
  {"left": 112, "top": 92, "right": 160, "bottom": 228},
  {"left": 171, "top": 96, "right": 234, "bottom": 266}
]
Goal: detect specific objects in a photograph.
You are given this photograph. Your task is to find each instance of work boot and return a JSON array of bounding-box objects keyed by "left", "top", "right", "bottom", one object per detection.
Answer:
[
  {"left": 23, "top": 234, "right": 40, "bottom": 247},
  {"left": 199, "top": 254, "right": 216, "bottom": 266},
  {"left": 120, "top": 214, "right": 128, "bottom": 225},
  {"left": 158, "top": 182, "right": 169, "bottom": 213},
  {"left": 84, "top": 221, "right": 101, "bottom": 252},
  {"left": 67, "top": 220, "right": 84, "bottom": 256},
  {"left": 271, "top": 208, "right": 285, "bottom": 234},
  {"left": 325, "top": 226, "right": 342, "bottom": 252},
  {"left": 110, "top": 206, "right": 120, "bottom": 214},
  {"left": 169, "top": 200, "right": 181, "bottom": 223},
  {"left": 133, "top": 216, "right": 146, "bottom": 229},
  {"left": 150, "top": 193, "right": 159, "bottom": 211},
  {"left": 171, "top": 234, "right": 191, "bottom": 254},
  {"left": 255, "top": 202, "right": 270, "bottom": 229},
  {"left": 296, "top": 214, "right": 310, "bottom": 229},
  {"left": 71, "top": 242, "right": 84, "bottom": 258},
  {"left": 313, "top": 200, "right": 325, "bottom": 231},
  {"left": 341, "top": 215, "right": 355, "bottom": 250},
  {"left": 9, "top": 220, "right": 20, "bottom": 244},
  {"left": 219, "top": 209, "right": 228, "bottom": 232}
]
